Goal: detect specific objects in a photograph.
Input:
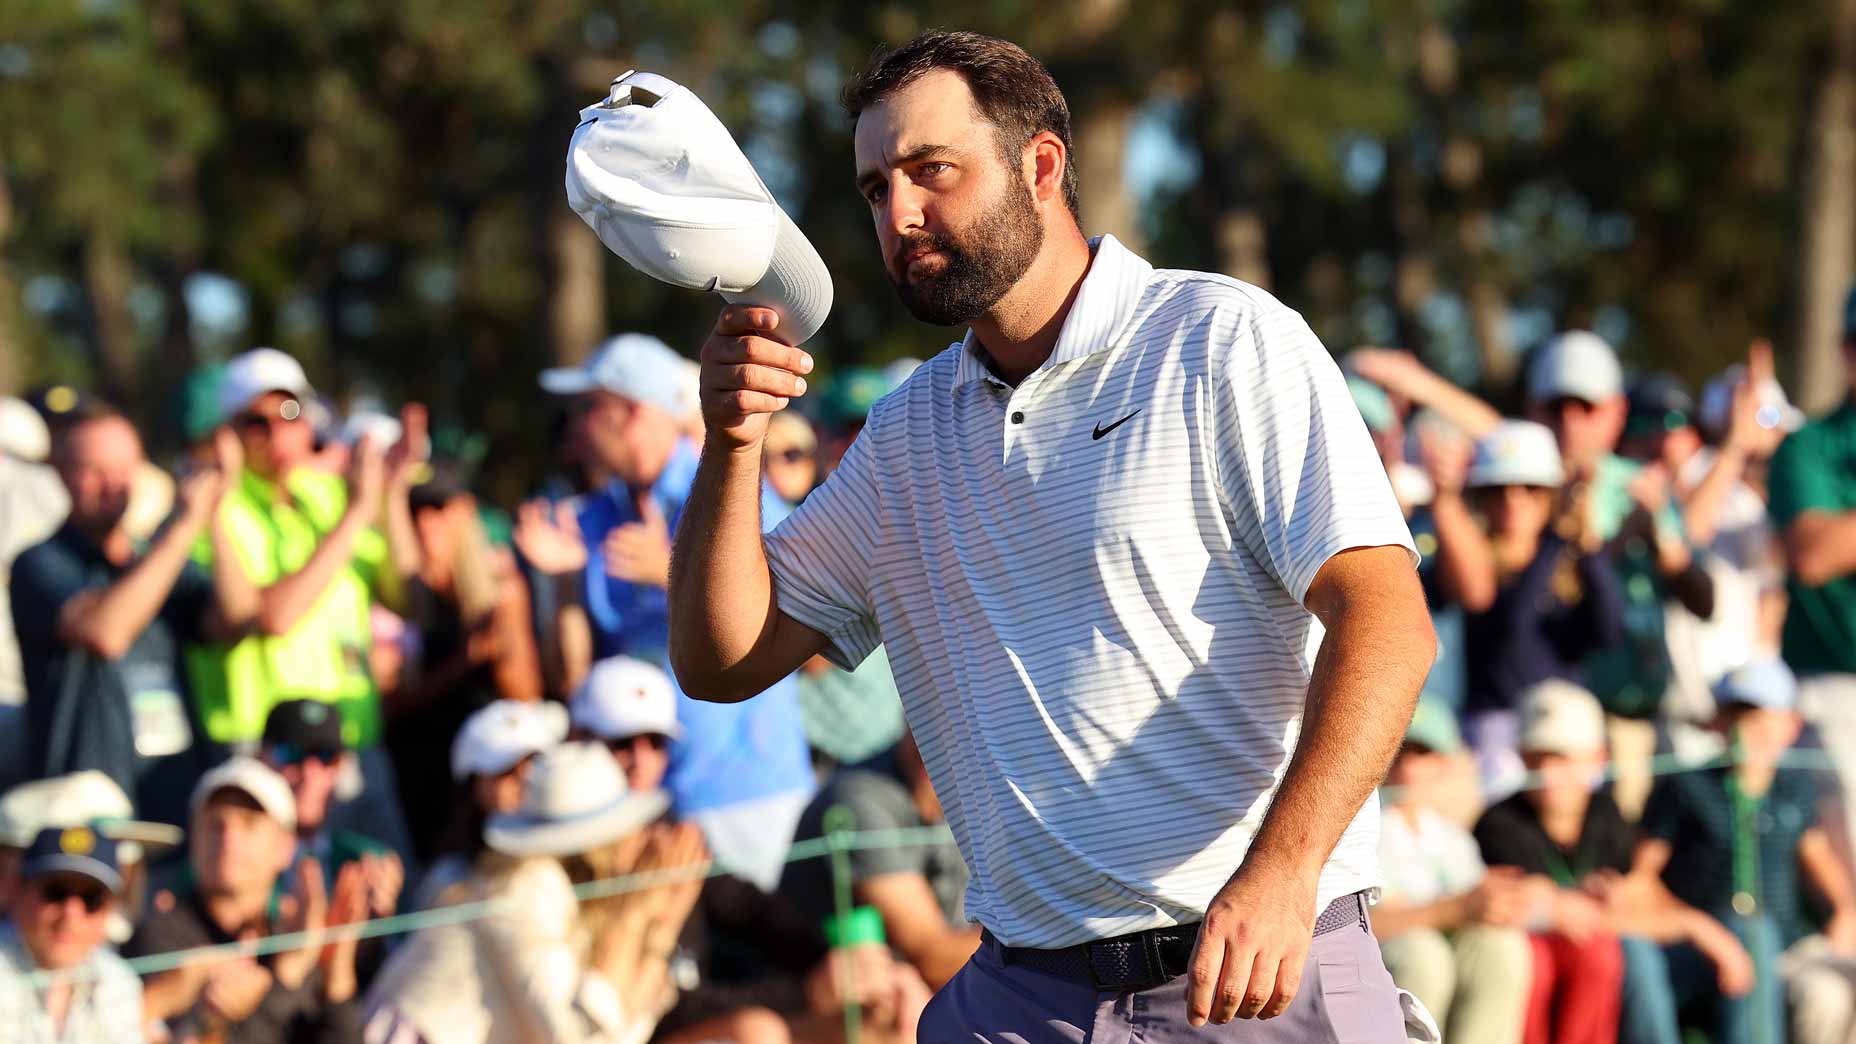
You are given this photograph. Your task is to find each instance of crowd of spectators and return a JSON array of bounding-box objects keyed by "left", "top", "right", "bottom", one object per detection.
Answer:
[{"left": 3, "top": 284, "right": 1856, "bottom": 1044}]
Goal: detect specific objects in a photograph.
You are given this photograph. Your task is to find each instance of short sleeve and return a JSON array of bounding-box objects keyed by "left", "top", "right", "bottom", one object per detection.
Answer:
[
  {"left": 1768, "top": 428, "right": 1840, "bottom": 527},
  {"left": 7, "top": 540, "right": 88, "bottom": 648},
  {"left": 763, "top": 419, "right": 885, "bottom": 670},
  {"left": 1210, "top": 304, "right": 1416, "bottom": 604},
  {"left": 831, "top": 774, "right": 928, "bottom": 882},
  {"left": 1638, "top": 777, "right": 1684, "bottom": 846}
]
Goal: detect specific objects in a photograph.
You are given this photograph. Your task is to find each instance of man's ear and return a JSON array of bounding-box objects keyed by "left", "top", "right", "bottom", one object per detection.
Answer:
[{"left": 1025, "top": 131, "right": 1066, "bottom": 206}]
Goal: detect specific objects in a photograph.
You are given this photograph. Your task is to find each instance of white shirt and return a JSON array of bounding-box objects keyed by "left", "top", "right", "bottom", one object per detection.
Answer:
[
  {"left": 764, "top": 235, "right": 1416, "bottom": 948},
  {"left": 1377, "top": 805, "right": 1486, "bottom": 906}
]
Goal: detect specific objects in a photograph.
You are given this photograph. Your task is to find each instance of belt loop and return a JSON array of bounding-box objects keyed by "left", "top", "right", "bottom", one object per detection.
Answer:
[{"left": 1355, "top": 892, "right": 1369, "bottom": 933}]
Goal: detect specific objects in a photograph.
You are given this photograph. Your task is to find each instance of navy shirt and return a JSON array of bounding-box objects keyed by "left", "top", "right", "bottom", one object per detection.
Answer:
[
  {"left": 10, "top": 524, "right": 212, "bottom": 826},
  {"left": 1463, "top": 533, "right": 1628, "bottom": 714},
  {"left": 1642, "top": 762, "right": 1828, "bottom": 946}
]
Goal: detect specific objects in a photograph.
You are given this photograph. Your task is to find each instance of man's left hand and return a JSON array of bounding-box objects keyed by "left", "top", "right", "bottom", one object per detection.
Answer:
[
  {"left": 1186, "top": 862, "right": 1318, "bottom": 1025},
  {"left": 604, "top": 497, "right": 672, "bottom": 588}
]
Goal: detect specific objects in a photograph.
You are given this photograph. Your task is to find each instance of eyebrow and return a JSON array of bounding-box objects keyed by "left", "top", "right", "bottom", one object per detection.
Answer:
[{"left": 855, "top": 143, "right": 958, "bottom": 195}]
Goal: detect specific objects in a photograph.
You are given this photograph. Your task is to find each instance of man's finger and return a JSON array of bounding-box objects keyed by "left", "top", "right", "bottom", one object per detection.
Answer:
[
  {"left": 702, "top": 333, "right": 813, "bottom": 375},
  {"left": 708, "top": 362, "right": 808, "bottom": 400},
  {"left": 709, "top": 389, "right": 790, "bottom": 417},
  {"left": 1185, "top": 931, "right": 1225, "bottom": 1027},
  {"left": 1236, "top": 950, "right": 1280, "bottom": 1019},
  {"left": 1210, "top": 940, "right": 1255, "bottom": 1024},
  {"left": 716, "top": 305, "right": 781, "bottom": 337},
  {"left": 1260, "top": 948, "right": 1304, "bottom": 1019}
]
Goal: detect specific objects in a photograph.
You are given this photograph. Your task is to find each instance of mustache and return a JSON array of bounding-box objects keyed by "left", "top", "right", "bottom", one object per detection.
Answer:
[{"left": 891, "top": 231, "right": 957, "bottom": 274}]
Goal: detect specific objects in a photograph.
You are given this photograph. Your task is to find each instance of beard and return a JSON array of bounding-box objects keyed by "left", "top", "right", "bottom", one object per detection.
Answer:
[{"left": 889, "top": 176, "right": 1045, "bottom": 326}]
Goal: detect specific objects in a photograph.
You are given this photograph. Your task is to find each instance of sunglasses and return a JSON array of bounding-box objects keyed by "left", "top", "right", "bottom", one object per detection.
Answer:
[
  {"left": 267, "top": 742, "right": 341, "bottom": 768},
  {"left": 37, "top": 880, "right": 110, "bottom": 913},
  {"left": 235, "top": 398, "right": 305, "bottom": 433},
  {"left": 605, "top": 733, "right": 670, "bottom": 754},
  {"left": 770, "top": 447, "right": 812, "bottom": 465}
]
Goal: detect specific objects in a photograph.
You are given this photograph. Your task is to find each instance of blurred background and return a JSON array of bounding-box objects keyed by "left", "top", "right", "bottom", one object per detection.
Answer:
[{"left": 3, "top": 0, "right": 1854, "bottom": 502}]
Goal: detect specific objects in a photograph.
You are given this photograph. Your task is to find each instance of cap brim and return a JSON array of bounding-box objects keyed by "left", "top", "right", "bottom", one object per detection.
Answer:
[
  {"left": 719, "top": 208, "right": 833, "bottom": 348},
  {"left": 25, "top": 855, "right": 123, "bottom": 895},
  {"left": 483, "top": 789, "right": 670, "bottom": 857},
  {"left": 95, "top": 818, "right": 183, "bottom": 853},
  {"left": 539, "top": 368, "right": 599, "bottom": 395}
]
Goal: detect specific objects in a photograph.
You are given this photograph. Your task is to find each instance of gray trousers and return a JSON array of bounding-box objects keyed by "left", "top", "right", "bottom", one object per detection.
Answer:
[{"left": 920, "top": 900, "right": 1407, "bottom": 1043}]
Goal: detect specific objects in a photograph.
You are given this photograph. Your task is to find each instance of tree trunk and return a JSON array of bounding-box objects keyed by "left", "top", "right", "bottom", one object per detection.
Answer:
[
  {"left": 1076, "top": 100, "right": 1143, "bottom": 254},
  {"left": 1216, "top": 210, "right": 1272, "bottom": 290},
  {"left": 1794, "top": 0, "right": 1856, "bottom": 413},
  {"left": 84, "top": 228, "right": 138, "bottom": 406},
  {"left": 0, "top": 150, "right": 23, "bottom": 396},
  {"left": 544, "top": 202, "right": 604, "bottom": 365}
]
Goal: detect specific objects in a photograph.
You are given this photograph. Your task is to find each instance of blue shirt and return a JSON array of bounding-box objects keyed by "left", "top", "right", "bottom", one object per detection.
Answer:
[{"left": 574, "top": 440, "right": 813, "bottom": 814}]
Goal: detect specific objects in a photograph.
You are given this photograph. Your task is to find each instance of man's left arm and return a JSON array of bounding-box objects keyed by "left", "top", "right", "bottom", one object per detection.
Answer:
[
  {"left": 1186, "top": 545, "right": 1434, "bottom": 1026},
  {"left": 1800, "top": 827, "right": 1856, "bottom": 953}
]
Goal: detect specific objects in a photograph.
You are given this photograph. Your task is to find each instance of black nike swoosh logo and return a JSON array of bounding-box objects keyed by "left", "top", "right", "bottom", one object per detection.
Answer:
[{"left": 1092, "top": 409, "right": 1141, "bottom": 441}]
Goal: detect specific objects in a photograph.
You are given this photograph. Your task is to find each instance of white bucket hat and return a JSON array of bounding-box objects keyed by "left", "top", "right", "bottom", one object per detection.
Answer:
[
  {"left": 1467, "top": 420, "right": 1565, "bottom": 489},
  {"left": 565, "top": 70, "right": 833, "bottom": 346},
  {"left": 482, "top": 741, "right": 670, "bottom": 857},
  {"left": 0, "top": 770, "right": 183, "bottom": 856}
]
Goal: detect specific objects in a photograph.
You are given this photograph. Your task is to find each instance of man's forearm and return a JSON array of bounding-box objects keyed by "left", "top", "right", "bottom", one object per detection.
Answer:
[
  {"left": 60, "top": 513, "right": 208, "bottom": 659},
  {"left": 255, "top": 509, "right": 368, "bottom": 635},
  {"left": 667, "top": 442, "right": 779, "bottom": 702},
  {"left": 1241, "top": 577, "right": 1433, "bottom": 884},
  {"left": 1786, "top": 511, "right": 1856, "bottom": 587}
]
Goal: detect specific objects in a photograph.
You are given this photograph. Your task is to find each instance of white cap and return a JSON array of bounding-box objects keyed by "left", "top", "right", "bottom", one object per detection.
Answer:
[
  {"left": 1697, "top": 365, "right": 1805, "bottom": 438},
  {"left": 539, "top": 333, "right": 691, "bottom": 418},
  {"left": 189, "top": 757, "right": 297, "bottom": 834},
  {"left": 483, "top": 741, "right": 669, "bottom": 857},
  {"left": 1518, "top": 679, "right": 1607, "bottom": 756},
  {"left": 0, "top": 397, "right": 50, "bottom": 462},
  {"left": 571, "top": 656, "right": 684, "bottom": 742},
  {"left": 219, "top": 347, "right": 315, "bottom": 423},
  {"left": 451, "top": 699, "right": 570, "bottom": 781},
  {"left": 565, "top": 70, "right": 833, "bottom": 347},
  {"left": 1467, "top": 420, "right": 1565, "bottom": 489},
  {"left": 0, "top": 770, "right": 182, "bottom": 854},
  {"left": 1527, "top": 331, "right": 1624, "bottom": 405}
]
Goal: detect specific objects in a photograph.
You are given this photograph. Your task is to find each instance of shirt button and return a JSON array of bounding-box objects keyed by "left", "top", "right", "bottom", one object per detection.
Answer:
[{"left": 1010, "top": 411, "right": 1025, "bottom": 424}]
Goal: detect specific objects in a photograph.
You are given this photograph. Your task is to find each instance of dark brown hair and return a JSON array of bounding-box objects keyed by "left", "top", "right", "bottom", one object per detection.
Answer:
[{"left": 841, "top": 30, "right": 1081, "bottom": 219}]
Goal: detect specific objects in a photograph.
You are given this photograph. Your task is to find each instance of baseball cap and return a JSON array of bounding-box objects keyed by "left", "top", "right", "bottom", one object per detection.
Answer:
[
  {"left": 452, "top": 699, "right": 570, "bottom": 781},
  {"left": 1403, "top": 700, "right": 1462, "bottom": 754},
  {"left": 1518, "top": 679, "right": 1607, "bottom": 756},
  {"left": 1713, "top": 659, "right": 1798, "bottom": 713},
  {"left": 539, "top": 333, "right": 691, "bottom": 418},
  {"left": 764, "top": 411, "right": 818, "bottom": 455},
  {"left": 1527, "top": 331, "right": 1624, "bottom": 405},
  {"left": 566, "top": 70, "right": 833, "bottom": 347},
  {"left": 22, "top": 826, "right": 123, "bottom": 895},
  {"left": 219, "top": 347, "right": 314, "bottom": 424},
  {"left": 1466, "top": 420, "right": 1565, "bottom": 489},
  {"left": 189, "top": 756, "right": 297, "bottom": 833},
  {"left": 818, "top": 366, "right": 897, "bottom": 428},
  {"left": 1696, "top": 365, "right": 1805, "bottom": 438},
  {"left": 0, "top": 397, "right": 50, "bottom": 461},
  {"left": 0, "top": 770, "right": 182, "bottom": 854},
  {"left": 571, "top": 656, "right": 684, "bottom": 742},
  {"left": 262, "top": 699, "right": 347, "bottom": 761},
  {"left": 1625, "top": 374, "right": 1696, "bottom": 439}
]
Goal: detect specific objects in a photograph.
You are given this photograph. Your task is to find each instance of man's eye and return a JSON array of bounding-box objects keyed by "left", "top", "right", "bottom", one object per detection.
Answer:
[
  {"left": 865, "top": 185, "right": 886, "bottom": 206},
  {"left": 919, "top": 162, "right": 950, "bottom": 177}
]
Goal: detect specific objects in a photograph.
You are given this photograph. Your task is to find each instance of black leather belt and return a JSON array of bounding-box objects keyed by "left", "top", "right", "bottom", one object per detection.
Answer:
[{"left": 991, "top": 891, "right": 1370, "bottom": 992}]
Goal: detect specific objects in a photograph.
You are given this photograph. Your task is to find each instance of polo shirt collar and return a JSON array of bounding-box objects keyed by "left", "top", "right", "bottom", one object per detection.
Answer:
[{"left": 950, "top": 234, "right": 1153, "bottom": 397}]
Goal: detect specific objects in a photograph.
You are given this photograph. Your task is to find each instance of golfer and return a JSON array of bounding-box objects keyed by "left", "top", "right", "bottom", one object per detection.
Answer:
[{"left": 667, "top": 30, "right": 1435, "bottom": 1042}]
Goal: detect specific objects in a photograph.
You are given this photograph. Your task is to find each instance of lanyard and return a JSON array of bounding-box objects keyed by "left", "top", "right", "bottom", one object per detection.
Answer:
[
  {"left": 1539, "top": 844, "right": 1589, "bottom": 889},
  {"left": 1726, "top": 737, "right": 1766, "bottom": 916}
]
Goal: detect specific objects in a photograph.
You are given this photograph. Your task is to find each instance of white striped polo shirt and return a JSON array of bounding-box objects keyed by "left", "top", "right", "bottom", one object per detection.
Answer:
[{"left": 764, "top": 234, "right": 1417, "bottom": 948}]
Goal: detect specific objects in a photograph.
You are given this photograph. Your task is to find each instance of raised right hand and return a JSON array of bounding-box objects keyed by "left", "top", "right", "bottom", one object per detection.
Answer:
[
  {"left": 699, "top": 306, "right": 814, "bottom": 450},
  {"left": 345, "top": 434, "right": 386, "bottom": 515}
]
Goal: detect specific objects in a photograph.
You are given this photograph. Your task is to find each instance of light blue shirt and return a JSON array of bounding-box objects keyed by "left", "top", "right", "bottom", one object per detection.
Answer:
[{"left": 0, "top": 921, "right": 143, "bottom": 1044}]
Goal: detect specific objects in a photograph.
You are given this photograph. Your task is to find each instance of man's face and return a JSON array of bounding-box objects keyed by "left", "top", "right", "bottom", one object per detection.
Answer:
[
  {"left": 854, "top": 70, "right": 1046, "bottom": 326},
  {"left": 578, "top": 392, "right": 678, "bottom": 488},
  {"left": 233, "top": 391, "right": 315, "bottom": 478},
  {"left": 266, "top": 749, "right": 345, "bottom": 835},
  {"left": 1532, "top": 395, "right": 1625, "bottom": 472},
  {"left": 55, "top": 416, "right": 141, "bottom": 533},
  {"left": 191, "top": 794, "right": 293, "bottom": 895},
  {"left": 471, "top": 755, "right": 534, "bottom": 816},
  {"left": 1522, "top": 749, "right": 1604, "bottom": 815},
  {"left": 1723, "top": 706, "right": 1802, "bottom": 758},
  {"left": 602, "top": 733, "right": 670, "bottom": 793},
  {"left": 14, "top": 873, "right": 113, "bottom": 970}
]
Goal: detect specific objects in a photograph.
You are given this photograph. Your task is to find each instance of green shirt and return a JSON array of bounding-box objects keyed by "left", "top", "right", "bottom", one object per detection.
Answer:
[
  {"left": 1584, "top": 454, "right": 1681, "bottom": 717},
  {"left": 1768, "top": 399, "right": 1856, "bottom": 675},
  {"left": 187, "top": 468, "right": 388, "bottom": 747}
]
